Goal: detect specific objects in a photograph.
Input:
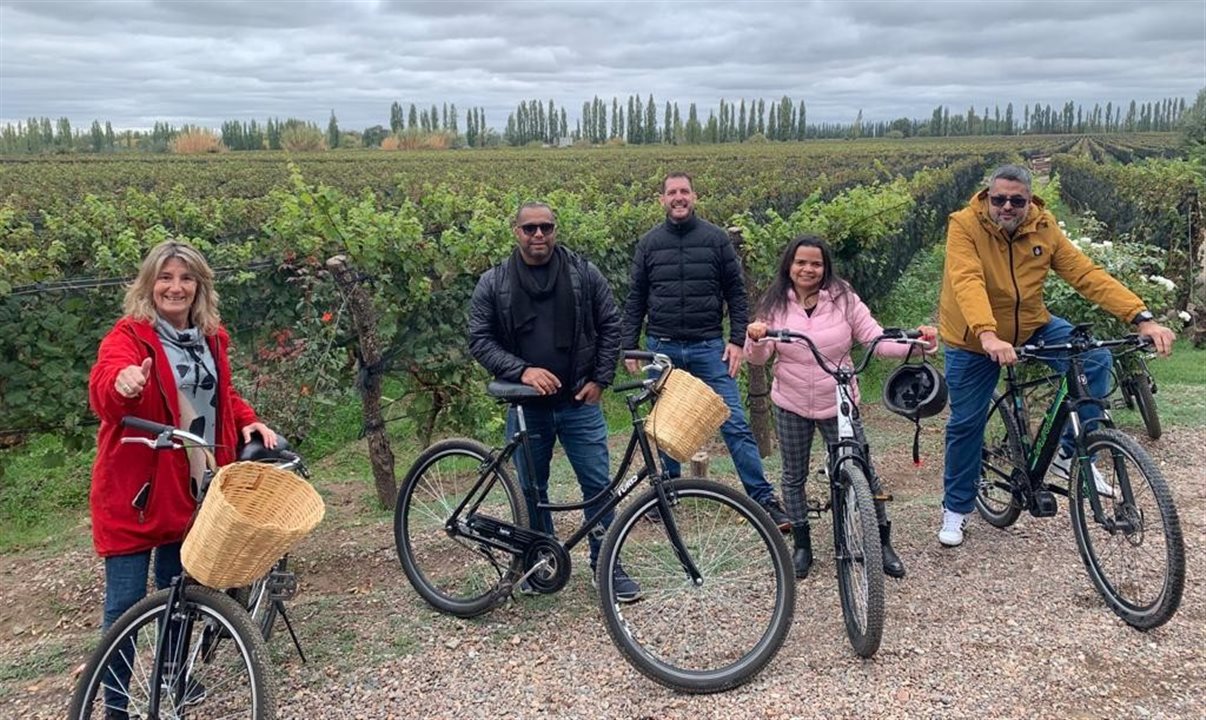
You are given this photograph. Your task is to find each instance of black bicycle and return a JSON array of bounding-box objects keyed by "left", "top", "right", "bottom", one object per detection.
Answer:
[
  {"left": 975, "top": 326, "right": 1184, "bottom": 629},
  {"left": 1112, "top": 344, "right": 1161, "bottom": 440},
  {"left": 394, "top": 351, "right": 795, "bottom": 693},
  {"left": 760, "top": 328, "right": 930, "bottom": 658},
  {"left": 69, "top": 418, "right": 275, "bottom": 719}
]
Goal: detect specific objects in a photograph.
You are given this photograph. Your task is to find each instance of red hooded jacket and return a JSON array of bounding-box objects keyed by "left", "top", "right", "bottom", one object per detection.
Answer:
[{"left": 88, "top": 317, "right": 259, "bottom": 557}]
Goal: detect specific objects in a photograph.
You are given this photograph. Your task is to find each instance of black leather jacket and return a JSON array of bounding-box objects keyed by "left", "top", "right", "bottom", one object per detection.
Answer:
[{"left": 468, "top": 247, "right": 621, "bottom": 393}]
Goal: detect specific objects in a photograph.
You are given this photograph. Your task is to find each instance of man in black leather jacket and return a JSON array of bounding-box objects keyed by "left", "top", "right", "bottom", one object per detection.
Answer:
[
  {"left": 469, "top": 201, "right": 640, "bottom": 601},
  {"left": 622, "top": 173, "right": 791, "bottom": 529}
]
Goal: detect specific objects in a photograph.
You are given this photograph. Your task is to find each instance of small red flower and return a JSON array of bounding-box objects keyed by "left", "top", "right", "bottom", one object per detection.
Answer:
[{"left": 321, "top": 311, "right": 334, "bottom": 324}]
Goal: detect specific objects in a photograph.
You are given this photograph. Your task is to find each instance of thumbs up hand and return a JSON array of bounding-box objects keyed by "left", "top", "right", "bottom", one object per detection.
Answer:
[{"left": 115, "top": 358, "right": 153, "bottom": 399}]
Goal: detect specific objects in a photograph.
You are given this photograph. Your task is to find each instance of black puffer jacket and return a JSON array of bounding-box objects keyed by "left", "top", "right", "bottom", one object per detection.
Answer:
[
  {"left": 468, "top": 247, "right": 621, "bottom": 392},
  {"left": 621, "top": 215, "right": 750, "bottom": 348}
]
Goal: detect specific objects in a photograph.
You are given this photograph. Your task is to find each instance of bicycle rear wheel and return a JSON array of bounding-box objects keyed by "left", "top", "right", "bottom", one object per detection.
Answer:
[
  {"left": 68, "top": 584, "right": 274, "bottom": 719},
  {"left": 395, "top": 438, "right": 528, "bottom": 618},
  {"left": 596, "top": 478, "right": 794, "bottom": 693},
  {"left": 1069, "top": 429, "right": 1184, "bottom": 630},
  {"left": 833, "top": 463, "right": 884, "bottom": 658},
  {"left": 976, "top": 393, "right": 1025, "bottom": 528}
]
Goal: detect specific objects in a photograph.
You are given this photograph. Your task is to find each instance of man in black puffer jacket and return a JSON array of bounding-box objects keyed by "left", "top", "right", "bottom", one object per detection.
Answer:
[
  {"left": 622, "top": 173, "right": 790, "bottom": 529},
  {"left": 469, "top": 201, "right": 640, "bottom": 602}
]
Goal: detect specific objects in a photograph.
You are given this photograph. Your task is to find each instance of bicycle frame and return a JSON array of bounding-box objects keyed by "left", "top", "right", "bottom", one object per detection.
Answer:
[
  {"left": 760, "top": 328, "right": 927, "bottom": 512},
  {"left": 445, "top": 353, "right": 705, "bottom": 588},
  {"left": 990, "top": 331, "right": 1147, "bottom": 526}
]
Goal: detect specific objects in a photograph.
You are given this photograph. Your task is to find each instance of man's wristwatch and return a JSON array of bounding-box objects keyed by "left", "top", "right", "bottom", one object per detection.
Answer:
[{"left": 1131, "top": 310, "right": 1155, "bottom": 326}]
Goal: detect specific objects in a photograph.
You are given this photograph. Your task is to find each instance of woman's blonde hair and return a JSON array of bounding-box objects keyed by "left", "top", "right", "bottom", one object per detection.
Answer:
[{"left": 123, "top": 240, "right": 221, "bottom": 335}]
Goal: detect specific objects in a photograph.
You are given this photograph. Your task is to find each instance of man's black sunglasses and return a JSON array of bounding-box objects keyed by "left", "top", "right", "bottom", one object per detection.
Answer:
[
  {"left": 989, "top": 195, "right": 1028, "bottom": 209},
  {"left": 519, "top": 222, "right": 556, "bottom": 235}
]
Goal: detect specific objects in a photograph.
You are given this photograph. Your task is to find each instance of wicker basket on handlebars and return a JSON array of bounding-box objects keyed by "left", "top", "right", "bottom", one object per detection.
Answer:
[
  {"left": 645, "top": 369, "right": 731, "bottom": 462},
  {"left": 181, "top": 461, "right": 325, "bottom": 589}
]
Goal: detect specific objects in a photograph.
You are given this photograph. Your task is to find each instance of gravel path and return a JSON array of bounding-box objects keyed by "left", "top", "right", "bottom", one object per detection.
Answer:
[{"left": 3, "top": 417, "right": 1203, "bottom": 719}]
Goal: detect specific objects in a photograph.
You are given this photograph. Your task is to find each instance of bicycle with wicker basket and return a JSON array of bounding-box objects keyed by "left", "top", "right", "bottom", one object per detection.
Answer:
[
  {"left": 394, "top": 350, "right": 795, "bottom": 693},
  {"left": 68, "top": 417, "right": 325, "bottom": 720}
]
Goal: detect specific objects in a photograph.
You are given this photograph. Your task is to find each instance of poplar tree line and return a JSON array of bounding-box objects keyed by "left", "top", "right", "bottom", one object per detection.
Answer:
[{"left": 0, "top": 94, "right": 1192, "bottom": 154}]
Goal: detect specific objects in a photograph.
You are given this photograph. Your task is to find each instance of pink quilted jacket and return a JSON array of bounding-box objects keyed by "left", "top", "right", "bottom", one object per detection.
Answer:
[{"left": 744, "top": 288, "right": 914, "bottom": 420}]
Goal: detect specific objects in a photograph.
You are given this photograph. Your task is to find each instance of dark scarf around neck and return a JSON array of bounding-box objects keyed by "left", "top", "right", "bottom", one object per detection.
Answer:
[{"left": 508, "top": 245, "right": 575, "bottom": 350}]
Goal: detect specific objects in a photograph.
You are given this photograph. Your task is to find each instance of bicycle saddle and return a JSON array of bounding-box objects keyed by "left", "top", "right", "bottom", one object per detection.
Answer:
[
  {"left": 487, "top": 380, "right": 543, "bottom": 402},
  {"left": 237, "top": 429, "right": 292, "bottom": 461}
]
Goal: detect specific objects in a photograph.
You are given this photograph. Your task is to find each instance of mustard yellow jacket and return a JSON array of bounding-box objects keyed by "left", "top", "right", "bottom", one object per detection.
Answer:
[{"left": 939, "top": 190, "right": 1146, "bottom": 353}]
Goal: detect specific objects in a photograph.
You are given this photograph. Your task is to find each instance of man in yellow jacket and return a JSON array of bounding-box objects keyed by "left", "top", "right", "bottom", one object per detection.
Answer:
[{"left": 936, "top": 164, "right": 1175, "bottom": 547}]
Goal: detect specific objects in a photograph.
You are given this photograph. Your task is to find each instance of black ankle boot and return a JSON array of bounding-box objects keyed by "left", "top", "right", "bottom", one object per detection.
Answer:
[
  {"left": 879, "top": 521, "right": 906, "bottom": 578},
  {"left": 792, "top": 524, "right": 813, "bottom": 579}
]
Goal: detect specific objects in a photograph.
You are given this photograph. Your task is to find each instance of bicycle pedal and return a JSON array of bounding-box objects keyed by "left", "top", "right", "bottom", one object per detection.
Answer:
[
  {"left": 267, "top": 571, "right": 299, "bottom": 602},
  {"left": 1029, "top": 490, "right": 1058, "bottom": 518}
]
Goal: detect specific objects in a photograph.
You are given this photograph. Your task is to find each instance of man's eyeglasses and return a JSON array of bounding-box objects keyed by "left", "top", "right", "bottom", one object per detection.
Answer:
[
  {"left": 519, "top": 222, "right": 556, "bottom": 236},
  {"left": 989, "top": 195, "right": 1028, "bottom": 209}
]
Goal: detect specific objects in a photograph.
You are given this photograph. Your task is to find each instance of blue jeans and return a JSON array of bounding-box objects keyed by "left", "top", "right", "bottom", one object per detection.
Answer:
[
  {"left": 645, "top": 336, "right": 776, "bottom": 505},
  {"left": 942, "top": 316, "right": 1111, "bottom": 514},
  {"left": 505, "top": 399, "right": 613, "bottom": 566},
  {"left": 102, "top": 542, "right": 183, "bottom": 713}
]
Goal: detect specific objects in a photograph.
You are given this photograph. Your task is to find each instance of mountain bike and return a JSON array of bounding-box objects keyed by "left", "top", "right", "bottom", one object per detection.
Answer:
[
  {"left": 759, "top": 328, "right": 930, "bottom": 658},
  {"left": 975, "top": 326, "right": 1184, "bottom": 629},
  {"left": 394, "top": 351, "right": 795, "bottom": 693},
  {"left": 1112, "top": 344, "right": 1161, "bottom": 440},
  {"left": 69, "top": 417, "right": 275, "bottom": 719}
]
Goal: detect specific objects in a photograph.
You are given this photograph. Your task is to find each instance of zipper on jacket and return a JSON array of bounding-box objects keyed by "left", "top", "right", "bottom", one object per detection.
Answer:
[{"left": 1006, "top": 239, "right": 1021, "bottom": 346}]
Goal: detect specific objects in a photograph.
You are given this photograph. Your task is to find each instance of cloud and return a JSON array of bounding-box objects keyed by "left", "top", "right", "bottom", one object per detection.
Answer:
[{"left": 0, "top": 0, "right": 1201, "bottom": 131}]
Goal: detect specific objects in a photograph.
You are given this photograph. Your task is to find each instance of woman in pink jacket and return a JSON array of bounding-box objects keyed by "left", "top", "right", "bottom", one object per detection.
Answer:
[{"left": 745, "top": 235, "right": 935, "bottom": 580}]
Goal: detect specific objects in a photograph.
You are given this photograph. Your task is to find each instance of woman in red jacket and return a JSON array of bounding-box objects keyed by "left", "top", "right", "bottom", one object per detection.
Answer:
[{"left": 88, "top": 239, "right": 275, "bottom": 635}]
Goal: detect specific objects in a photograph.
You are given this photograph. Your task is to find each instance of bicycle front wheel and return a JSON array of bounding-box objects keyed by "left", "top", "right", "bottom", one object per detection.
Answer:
[
  {"left": 596, "top": 478, "right": 794, "bottom": 693},
  {"left": 976, "top": 393, "right": 1025, "bottom": 528},
  {"left": 1131, "top": 377, "right": 1162, "bottom": 441},
  {"left": 833, "top": 464, "right": 884, "bottom": 658},
  {"left": 1069, "top": 429, "right": 1184, "bottom": 630},
  {"left": 395, "top": 438, "right": 528, "bottom": 618},
  {"left": 68, "top": 585, "right": 274, "bottom": 719}
]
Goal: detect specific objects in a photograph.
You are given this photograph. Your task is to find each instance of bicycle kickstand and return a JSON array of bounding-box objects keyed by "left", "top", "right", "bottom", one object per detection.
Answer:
[{"left": 276, "top": 602, "right": 308, "bottom": 663}]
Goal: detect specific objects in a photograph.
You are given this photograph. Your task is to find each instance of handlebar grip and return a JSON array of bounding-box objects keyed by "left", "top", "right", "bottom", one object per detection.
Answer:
[
  {"left": 121, "top": 416, "right": 174, "bottom": 435},
  {"left": 612, "top": 379, "right": 648, "bottom": 392},
  {"left": 623, "top": 351, "right": 656, "bottom": 360}
]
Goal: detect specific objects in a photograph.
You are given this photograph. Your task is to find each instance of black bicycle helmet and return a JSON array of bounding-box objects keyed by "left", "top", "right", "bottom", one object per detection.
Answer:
[{"left": 883, "top": 363, "right": 948, "bottom": 420}]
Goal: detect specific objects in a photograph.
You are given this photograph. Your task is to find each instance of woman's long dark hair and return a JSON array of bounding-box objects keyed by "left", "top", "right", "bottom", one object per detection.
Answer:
[{"left": 754, "top": 234, "right": 850, "bottom": 320}]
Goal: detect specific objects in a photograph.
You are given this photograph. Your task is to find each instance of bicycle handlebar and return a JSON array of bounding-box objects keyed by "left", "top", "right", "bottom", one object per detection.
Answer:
[
  {"left": 614, "top": 351, "right": 674, "bottom": 394},
  {"left": 1016, "top": 333, "right": 1153, "bottom": 360},
  {"left": 761, "top": 328, "right": 928, "bottom": 378}
]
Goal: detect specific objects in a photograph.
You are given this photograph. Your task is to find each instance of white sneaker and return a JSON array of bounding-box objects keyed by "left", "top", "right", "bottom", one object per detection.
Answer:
[
  {"left": 1050, "top": 448, "right": 1114, "bottom": 498},
  {"left": 938, "top": 508, "right": 969, "bottom": 547}
]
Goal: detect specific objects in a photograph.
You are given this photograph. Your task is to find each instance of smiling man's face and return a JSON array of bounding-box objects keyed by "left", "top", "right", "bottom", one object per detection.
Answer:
[{"left": 660, "top": 176, "right": 697, "bottom": 223}]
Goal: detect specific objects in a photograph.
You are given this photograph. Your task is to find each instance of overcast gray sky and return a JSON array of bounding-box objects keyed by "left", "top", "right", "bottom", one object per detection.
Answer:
[{"left": 1, "top": 0, "right": 1203, "bottom": 132}]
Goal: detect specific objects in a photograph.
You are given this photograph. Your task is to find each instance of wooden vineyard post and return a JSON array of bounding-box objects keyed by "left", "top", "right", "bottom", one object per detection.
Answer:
[
  {"left": 690, "top": 452, "right": 710, "bottom": 479},
  {"left": 729, "top": 226, "right": 774, "bottom": 458},
  {"left": 326, "top": 255, "right": 398, "bottom": 509}
]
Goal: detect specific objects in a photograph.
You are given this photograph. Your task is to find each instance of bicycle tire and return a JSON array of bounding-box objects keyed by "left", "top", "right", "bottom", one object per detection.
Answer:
[
  {"left": 1131, "top": 377, "right": 1162, "bottom": 440},
  {"left": 1069, "top": 429, "right": 1184, "bottom": 630},
  {"left": 395, "top": 438, "right": 528, "bottom": 618},
  {"left": 231, "top": 556, "right": 286, "bottom": 641},
  {"left": 975, "top": 393, "right": 1025, "bottom": 528},
  {"left": 596, "top": 478, "right": 794, "bottom": 693},
  {"left": 833, "top": 464, "right": 885, "bottom": 658},
  {"left": 68, "top": 584, "right": 275, "bottom": 719}
]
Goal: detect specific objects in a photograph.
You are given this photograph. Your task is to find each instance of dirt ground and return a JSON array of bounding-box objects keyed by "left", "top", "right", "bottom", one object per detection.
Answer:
[{"left": 2, "top": 408, "right": 1202, "bottom": 719}]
